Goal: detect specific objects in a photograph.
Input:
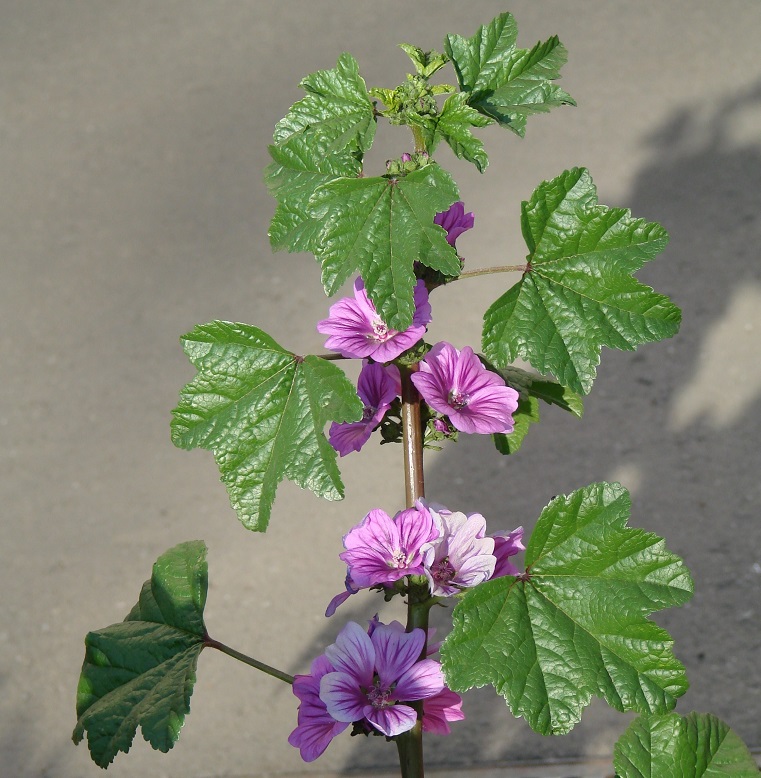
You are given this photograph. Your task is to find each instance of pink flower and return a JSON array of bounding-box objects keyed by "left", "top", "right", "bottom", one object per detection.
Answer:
[
  {"left": 433, "top": 201, "right": 474, "bottom": 247},
  {"left": 320, "top": 622, "right": 444, "bottom": 737},
  {"left": 490, "top": 526, "right": 525, "bottom": 579},
  {"left": 317, "top": 277, "right": 431, "bottom": 361},
  {"left": 288, "top": 654, "right": 349, "bottom": 762},
  {"left": 339, "top": 504, "right": 439, "bottom": 590},
  {"left": 421, "top": 505, "right": 496, "bottom": 596},
  {"left": 411, "top": 342, "right": 519, "bottom": 434},
  {"left": 328, "top": 361, "right": 401, "bottom": 456},
  {"left": 422, "top": 688, "right": 465, "bottom": 734}
]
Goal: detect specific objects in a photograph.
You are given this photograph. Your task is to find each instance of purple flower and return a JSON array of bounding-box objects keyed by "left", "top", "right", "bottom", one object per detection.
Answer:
[
  {"left": 324, "top": 575, "right": 360, "bottom": 617},
  {"left": 411, "top": 342, "right": 519, "bottom": 434},
  {"left": 490, "top": 526, "right": 525, "bottom": 579},
  {"left": 339, "top": 504, "right": 439, "bottom": 590},
  {"left": 422, "top": 688, "right": 465, "bottom": 734},
  {"left": 320, "top": 621, "right": 444, "bottom": 737},
  {"left": 317, "top": 277, "right": 431, "bottom": 361},
  {"left": 328, "top": 361, "right": 401, "bottom": 456},
  {"left": 434, "top": 201, "right": 474, "bottom": 247},
  {"left": 421, "top": 505, "right": 496, "bottom": 596},
  {"left": 288, "top": 654, "right": 349, "bottom": 762}
]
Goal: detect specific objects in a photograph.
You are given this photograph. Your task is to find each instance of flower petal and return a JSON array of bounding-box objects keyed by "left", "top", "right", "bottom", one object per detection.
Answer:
[
  {"left": 371, "top": 625, "right": 426, "bottom": 689},
  {"left": 324, "top": 621, "right": 375, "bottom": 684},
  {"left": 319, "top": 671, "right": 367, "bottom": 723},
  {"left": 366, "top": 703, "right": 419, "bottom": 737},
  {"left": 394, "top": 658, "right": 445, "bottom": 702}
]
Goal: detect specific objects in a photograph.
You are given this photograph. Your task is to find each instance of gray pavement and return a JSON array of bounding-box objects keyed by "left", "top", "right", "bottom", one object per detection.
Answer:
[{"left": 2, "top": 2, "right": 761, "bottom": 776}]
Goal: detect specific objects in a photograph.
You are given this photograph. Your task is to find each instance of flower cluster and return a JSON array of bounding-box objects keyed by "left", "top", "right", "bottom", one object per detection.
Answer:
[
  {"left": 289, "top": 619, "right": 463, "bottom": 762},
  {"left": 327, "top": 500, "right": 524, "bottom": 614},
  {"left": 318, "top": 201, "right": 520, "bottom": 453}
]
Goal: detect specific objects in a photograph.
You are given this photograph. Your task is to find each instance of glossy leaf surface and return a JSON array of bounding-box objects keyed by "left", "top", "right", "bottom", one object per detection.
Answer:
[
  {"left": 614, "top": 712, "right": 761, "bottom": 777},
  {"left": 309, "top": 163, "right": 460, "bottom": 330},
  {"left": 483, "top": 168, "right": 681, "bottom": 394},
  {"left": 171, "top": 322, "right": 363, "bottom": 531},
  {"left": 441, "top": 482, "right": 693, "bottom": 735},
  {"left": 445, "top": 12, "right": 574, "bottom": 136}
]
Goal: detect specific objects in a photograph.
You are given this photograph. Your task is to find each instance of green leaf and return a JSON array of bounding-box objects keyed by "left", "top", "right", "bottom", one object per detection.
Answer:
[
  {"left": 170, "top": 322, "right": 363, "bottom": 532},
  {"left": 266, "top": 53, "right": 375, "bottom": 254},
  {"left": 614, "top": 712, "right": 761, "bottom": 777},
  {"left": 309, "top": 163, "right": 461, "bottom": 330},
  {"left": 493, "top": 394, "right": 539, "bottom": 454},
  {"left": 428, "top": 93, "right": 492, "bottom": 172},
  {"left": 440, "top": 482, "right": 693, "bottom": 735},
  {"left": 265, "top": 142, "right": 361, "bottom": 253},
  {"left": 483, "top": 168, "right": 681, "bottom": 394},
  {"left": 399, "top": 44, "right": 449, "bottom": 78},
  {"left": 73, "top": 541, "right": 208, "bottom": 768},
  {"left": 500, "top": 365, "right": 584, "bottom": 417},
  {"left": 491, "top": 365, "right": 582, "bottom": 455},
  {"left": 444, "top": 13, "right": 574, "bottom": 136},
  {"left": 272, "top": 52, "right": 375, "bottom": 153}
]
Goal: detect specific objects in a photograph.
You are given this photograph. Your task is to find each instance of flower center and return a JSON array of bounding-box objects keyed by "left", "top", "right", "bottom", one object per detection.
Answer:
[
  {"left": 370, "top": 316, "right": 394, "bottom": 343},
  {"left": 361, "top": 405, "right": 377, "bottom": 422},
  {"left": 432, "top": 556, "right": 456, "bottom": 584},
  {"left": 447, "top": 390, "right": 470, "bottom": 410},
  {"left": 367, "top": 683, "right": 393, "bottom": 709},
  {"left": 387, "top": 548, "right": 411, "bottom": 569}
]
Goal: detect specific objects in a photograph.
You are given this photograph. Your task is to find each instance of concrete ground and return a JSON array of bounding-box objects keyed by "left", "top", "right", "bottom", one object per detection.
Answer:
[{"left": 2, "top": 2, "right": 761, "bottom": 776}]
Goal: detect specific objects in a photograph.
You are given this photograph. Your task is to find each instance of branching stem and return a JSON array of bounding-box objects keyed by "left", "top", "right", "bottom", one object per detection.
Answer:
[{"left": 205, "top": 637, "right": 294, "bottom": 685}]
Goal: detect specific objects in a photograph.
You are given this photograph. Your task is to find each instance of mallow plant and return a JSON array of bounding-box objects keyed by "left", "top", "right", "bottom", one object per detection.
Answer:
[{"left": 73, "top": 12, "right": 760, "bottom": 777}]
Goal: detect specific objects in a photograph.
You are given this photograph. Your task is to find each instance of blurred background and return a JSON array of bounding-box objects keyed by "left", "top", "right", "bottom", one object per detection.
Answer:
[{"left": 1, "top": 2, "right": 760, "bottom": 775}]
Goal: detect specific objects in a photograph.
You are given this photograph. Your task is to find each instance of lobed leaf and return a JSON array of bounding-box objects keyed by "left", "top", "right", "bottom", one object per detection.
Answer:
[
  {"left": 428, "top": 93, "right": 492, "bottom": 172},
  {"left": 614, "top": 712, "right": 761, "bottom": 777},
  {"left": 170, "top": 322, "right": 363, "bottom": 531},
  {"left": 266, "top": 53, "right": 375, "bottom": 254},
  {"left": 73, "top": 542, "right": 208, "bottom": 768},
  {"left": 445, "top": 13, "right": 574, "bottom": 136},
  {"left": 308, "top": 163, "right": 461, "bottom": 330},
  {"left": 440, "top": 482, "right": 693, "bottom": 735},
  {"left": 483, "top": 168, "right": 681, "bottom": 394},
  {"left": 272, "top": 52, "right": 375, "bottom": 153}
]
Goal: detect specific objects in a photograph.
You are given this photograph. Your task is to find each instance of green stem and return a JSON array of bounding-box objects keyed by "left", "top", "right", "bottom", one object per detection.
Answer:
[
  {"left": 411, "top": 124, "right": 427, "bottom": 154},
  {"left": 456, "top": 264, "right": 528, "bottom": 280},
  {"left": 396, "top": 367, "right": 429, "bottom": 778},
  {"left": 204, "top": 637, "right": 294, "bottom": 685}
]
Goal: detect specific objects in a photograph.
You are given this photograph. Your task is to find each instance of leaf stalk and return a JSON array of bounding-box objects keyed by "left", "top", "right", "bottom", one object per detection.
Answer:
[{"left": 205, "top": 637, "right": 294, "bottom": 685}]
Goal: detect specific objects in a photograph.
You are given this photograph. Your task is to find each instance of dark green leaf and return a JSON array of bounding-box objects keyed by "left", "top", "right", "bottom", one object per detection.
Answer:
[
  {"left": 614, "top": 712, "right": 761, "bottom": 777},
  {"left": 272, "top": 52, "right": 375, "bottom": 153},
  {"left": 265, "top": 142, "right": 360, "bottom": 253},
  {"left": 429, "top": 93, "right": 492, "bottom": 172},
  {"left": 266, "top": 53, "right": 375, "bottom": 254},
  {"left": 445, "top": 13, "right": 574, "bottom": 136},
  {"left": 171, "top": 322, "right": 363, "bottom": 531},
  {"left": 493, "top": 394, "right": 539, "bottom": 454},
  {"left": 483, "top": 168, "right": 681, "bottom": 394},
  {"left": 441, "top": 482, "right": 693, "bottom": 735},
  {"left": 309, "top": 163, "right": 461, "bottom": 330},
  {"left": 73, "top": 542, "right": 208, "bottom": 768},
  {"left": 491, "top": 365, "right": 582, "bottom": 455}
]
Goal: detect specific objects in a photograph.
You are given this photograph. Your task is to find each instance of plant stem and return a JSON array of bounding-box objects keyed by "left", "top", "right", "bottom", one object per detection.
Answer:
[
  {"left": 456, "top": 264, "right": 528, "bottom": 280},
  {"left": 411, "top": 125, "right": 427, "bottom": 154},
  {"left": 396, "top": 366, "right": 428, "bottom": 778},
  {"left": 204, "top": 637, "right": 294, "bottom": 685},
  {"left": 400, "top": 365, "right": 425, "bottom": 508}
]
